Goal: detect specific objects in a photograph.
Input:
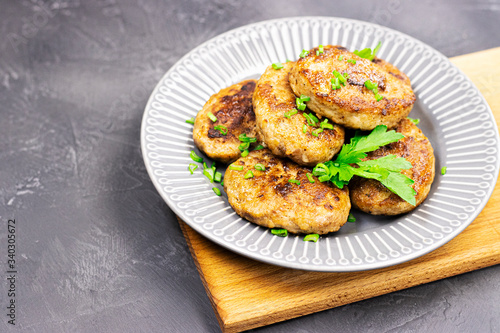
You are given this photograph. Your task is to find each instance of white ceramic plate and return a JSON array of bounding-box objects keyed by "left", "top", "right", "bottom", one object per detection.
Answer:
[{"left": 141, "top": 17, "right": 499, "bottom": 272}]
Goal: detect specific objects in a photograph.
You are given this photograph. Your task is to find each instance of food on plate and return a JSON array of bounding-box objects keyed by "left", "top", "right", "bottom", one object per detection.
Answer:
[
  {"left": 193, "top": 79, "right": 260, "bottom": 164},
  {"left": 253, "top": 61, "right": 345, "bottom": 166},
  {"left": 223, "top": 149, "right": 351, "bottom": 234},
  {"left": 312, "top": 124, "right": 417, "bottom": 205},
  {"left": 188, "top": 42, "right": 435, "bottom": 236},
  {"left": 349, "top": 118, "right": 435, "bottom": 215},
  {"left": 288, "top": 45, "right": 416, "bottom": 130}
]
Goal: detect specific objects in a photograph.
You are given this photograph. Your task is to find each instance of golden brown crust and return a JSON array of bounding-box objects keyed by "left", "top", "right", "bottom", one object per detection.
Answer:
[
  {"left": 253, "top": 61, "right": 345, "bottom": 166},
  {"left": 289, "top": 45, "right": 416, "bottom": 130},
  {"left": 349, "top": 118, "right": 435, "bottom": 215},
  {"left": 193, "top": 80, "right": 260, "bottom": 164},
  {"left": 223, "top": 149, "right": 351, "bottom": 234}
]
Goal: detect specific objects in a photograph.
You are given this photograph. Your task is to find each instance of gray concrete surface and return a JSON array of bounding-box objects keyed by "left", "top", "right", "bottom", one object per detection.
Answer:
[{"left": 0, "top": 0, "right": 499, "bottom": 332}]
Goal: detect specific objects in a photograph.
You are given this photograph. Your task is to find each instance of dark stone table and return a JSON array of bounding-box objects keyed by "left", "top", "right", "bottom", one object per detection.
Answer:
[{"left": 1, "top": 1, "right": 499, "bottom": 332}]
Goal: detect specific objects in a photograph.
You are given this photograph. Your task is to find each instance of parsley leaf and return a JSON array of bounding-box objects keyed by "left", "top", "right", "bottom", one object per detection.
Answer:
[
  {"left": 353, "top": 41, "right": 382, "bottom": 61},
  {"left": 379, "top": 172, "right": 417, "bottom": 205},
  {"left": 312, "top": 125, "right": 417, "bottom": 205},
  {"left": 350, "top": 126, "right": 404, "bottom": 153}
]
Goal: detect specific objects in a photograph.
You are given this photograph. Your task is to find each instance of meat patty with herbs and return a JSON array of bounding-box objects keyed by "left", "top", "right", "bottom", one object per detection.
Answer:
[
  {"left": 288, "top": 45, "right": 416, "bottom": 130},
  {"left": 253, "top": 61, "right": 345, "bottom": 166},
  {"left": 193, "top": 79, "right": 260, "bottom": 164},
  {"left": 223, "top": 149, "right": 351, "bottom": 234},
  {"left": 349, "top": 118, "right": 435, "bottom": 215}
]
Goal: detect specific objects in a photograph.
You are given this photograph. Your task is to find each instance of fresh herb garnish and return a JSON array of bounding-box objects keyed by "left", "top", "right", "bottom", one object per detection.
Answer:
[
  {"left": 353, "top": 41, "right": 382, "bottom": 61},
  {"left": 296, "top": 94, "right": 310, "bottom": 111},
  {"left": 213, "top": 125, "right": 227, "bottom": 135},
  {"left": 229, "top": 164, "right": 244, "bottom": 171},
  {"left": 312, "top": 125, "right": 417, "bottom": 205},
  {"left": 271, "top": 228, "right": 288, "bottom": 237},
  {"left": 186, "top": 117, "right": 195, "bottom": 124},
  {"left": 303, "top": 234, "right": 319, "bottom": 242},
  {"left": 306, "top": 173, "right": 315, "bottom": 183},
  {"left": 272, "top": 62, "right": 284, "bottom": 70},
  {"left": 190, "top": 150, "right": 204, "bottom": 163},
  {"left": 244, "top": 170, "right": 254, "bottom": 179},
  {"left": 299, "top": 49, "right": 309, "bottom": 58},
  {"left": 284, "top": 108, "right": 298, "bottom": 119},
  {"left": 254, "top": 163, "right": 266, "bottom": 171},
  {"left": 347, "top": 213, "right": 356, "bottom": 222},
  {"left": 188, "top": 163, "right": 198, "bottom": 174},
  {"left": 207, "top": 112, "right": 217, "bottom": 122},
  {"left": 364, "top": 79, "right": 384, "bottom": 101},
  {"left": 408, "top": 117, "right": 420, "bottom": 125},
  {"left": 441, "top": 166, "right": 447, "bottom": 175}
]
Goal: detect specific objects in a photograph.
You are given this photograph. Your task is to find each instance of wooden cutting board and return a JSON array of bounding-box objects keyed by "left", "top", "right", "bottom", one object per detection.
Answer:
[{"left": 178, "top": 47, "right": 500, "bottom": 333}]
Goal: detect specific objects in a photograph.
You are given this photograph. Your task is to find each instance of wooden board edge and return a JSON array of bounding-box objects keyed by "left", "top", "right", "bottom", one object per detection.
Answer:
[{"left": 222, "top": 255, "right": 500, "bottom": 332}]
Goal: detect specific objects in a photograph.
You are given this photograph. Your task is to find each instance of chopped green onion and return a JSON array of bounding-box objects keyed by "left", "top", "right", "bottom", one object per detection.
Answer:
[
  {"left": 331, "top": 77, "right": 341, "bottom": 90},
  {"left": 284, "top": 108, "right": 298, "bottom": 119},
  {"left": 203, "top": 167, "right": 215, "bottom": 182},
  {"left": 203, "top": 161, "right": 208, "bottom": 169},
  {"left": 347, "top": 59, "right": 356, "bottom": 64},
  {"left": 318, "top": 44, "right": 324, "bottom": 54},
  {"left": 302, "top": 124, "right": 308, "bottom": 133},
  {"left": 207, "top": 112, "right": 217, "bottom": 122},
  {"left": 238, "top": 133, "right": 257, "bottom": 142},
  {"left": 353, "top": 41, "right": 382, "bottom": 61},
  {"left": 304, "top": 112, "right": 319, "bottom": 127},
  {"left": 338, "top": 55, "right": 344, "bottom": 61},
  {"left": 214, "top": 171, "right": 222, "bottom": 183},
  {"left": 364, "top": 80, "right": 377, "bottom": 90},
  {"left": 229, "top": 164, "right": 244, "bottom": 171},
  {"left": 316, "top": 50, "right": 320, "bottom": 56},
  {"left": 299, "top": 94, "right": 310, "bottom": 102},
  {"left": 214, "top": 125, "right": 228, "bottom": 135},
  {"left": 239, "top": 142, "right": 250, "bottom": 151},
  {"left": 288, "top": 179, "right": 300, "bottom": 185},
  {"left": 343, "top": 72, "right": 349, "bottom": 79},
  {"left": 272, "top": 62, "right": 284, "bottom": 70},
  {"left": 241, "top": 149, "right": 249, "bottom": 157},
  {"left": 333, "top": 70, "right": 347, "bottom": 85},
  {"left": 296, "top": 98, "right": 307, "bottom": 111},
  {"left": 312, "top": 128, "right": 323, "bottom": 137},
  {"left": 303, "top": 234, "right": 319, "bottom": 242},
  {"left": 347, "top": 213, "right": 356, "bottom": 222},
  {"left": 373, "top": 41, "right": 382, "bottom": 57},
  {"left": 299, "top": 49, "right": 309, "bottom": 58},
  {"left": 318, "top": 175, "right": 330, "bottom": 182},
  {"left": 364, "top": 80, "right": 384, "bottom": 101},
  {"left": 271, "top": 228, "right": 288, "bottom": 237},
  {"left": 186, "top": 117, "right": 195, "bottom": 124},
  {"left": 306, "top": 173, "right": 315, "bottom": 183},
  {"left": 441, "top": 166, "right": 447, "bottom": 175},
  {"left": 188, "top": 163, "right": 198, "bottom": 174},
  {"left": 254, "top": 163, "right": 266, "bottom": 171},
  {"left": 190, "top": 150, "right": 203, "bottom": 163},
  {"left": 244, "top": 170, "right": 254, "bottom": 179},
  {"left": 408, "top": 117, "right": 420, "bottom": 125},
  {"left": 254, "top": 144, "right": 264, "bottom": 151},
  {"left": 212, "top": 187, "right": 222, "bottom": 196},
  {"left": 320, "top": 119, "right": 334, "bottom": 130}
]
